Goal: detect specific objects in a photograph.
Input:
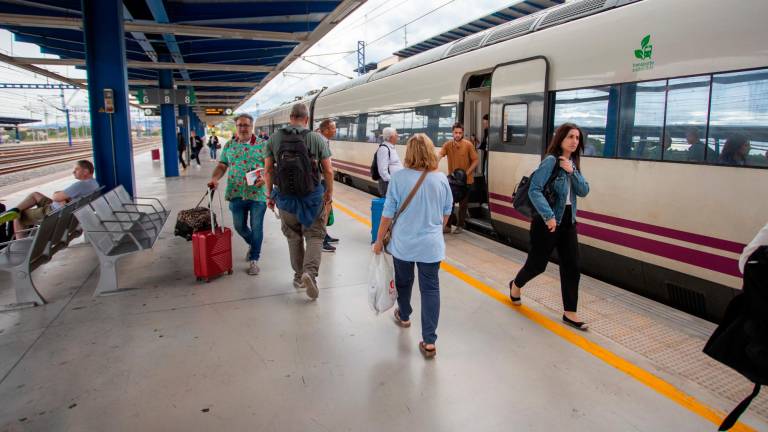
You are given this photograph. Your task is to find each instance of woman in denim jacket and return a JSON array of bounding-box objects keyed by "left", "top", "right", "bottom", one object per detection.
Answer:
[{"left": 509, "top": 123, "right": 591, "bottom": 330}]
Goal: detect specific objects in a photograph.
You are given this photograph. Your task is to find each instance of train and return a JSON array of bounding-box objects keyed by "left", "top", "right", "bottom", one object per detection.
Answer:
[{"left": 255, "top": 0, "right": 768, "bottom": 322}]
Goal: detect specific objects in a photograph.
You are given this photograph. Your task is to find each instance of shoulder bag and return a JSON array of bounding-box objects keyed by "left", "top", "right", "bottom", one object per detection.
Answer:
[{"left": 382, "top": 170, "right": 429, "bottom": 251}]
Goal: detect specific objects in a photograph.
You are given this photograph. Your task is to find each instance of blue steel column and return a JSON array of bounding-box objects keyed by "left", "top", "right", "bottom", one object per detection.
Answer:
[
  {"left": 158, "top": 57, "right": 179, "bottom": 177},
  {"left": 82, "top": 0, "right": 135, "bottom": 196}
]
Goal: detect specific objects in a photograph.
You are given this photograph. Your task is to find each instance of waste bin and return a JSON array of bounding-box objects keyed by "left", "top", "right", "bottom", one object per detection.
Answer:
[
  {"left": 151, "top": 149, "right": 160, "bottom": 161},
  {"left": 370, "top": 197, "right": 385, "bottom": 244}
]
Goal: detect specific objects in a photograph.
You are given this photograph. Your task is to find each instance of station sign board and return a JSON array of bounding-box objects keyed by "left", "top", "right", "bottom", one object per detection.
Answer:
[
  {"left": 143, "top": 107, "right": 160, "bottom": 116},
  {"left": 136, "top": 88, "right": 195, "bottom": 105}
]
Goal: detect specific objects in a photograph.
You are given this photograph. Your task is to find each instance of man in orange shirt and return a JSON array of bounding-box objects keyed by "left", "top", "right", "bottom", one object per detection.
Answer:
[{"left": 438, "top": 122, "right": 478, "bottom": 234}]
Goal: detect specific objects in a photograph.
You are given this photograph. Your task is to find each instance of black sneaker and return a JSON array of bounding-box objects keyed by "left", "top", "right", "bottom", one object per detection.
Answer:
[
  {"left": 325, "top": 235, "right": 339, "bottom": 244},
  {"left": 322, "top": 243, "right": 336, "bottom": 253}
]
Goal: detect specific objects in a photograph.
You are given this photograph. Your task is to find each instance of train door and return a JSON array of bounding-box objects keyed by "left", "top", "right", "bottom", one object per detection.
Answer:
[
  {"left": 462, "top": 76, "right": 492, "bottom": 230},
  {"left": 487, "top": 58, "right": 549, "bottom": 234}
]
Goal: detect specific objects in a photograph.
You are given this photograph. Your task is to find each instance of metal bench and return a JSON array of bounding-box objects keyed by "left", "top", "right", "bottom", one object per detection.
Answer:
[
  {"left": 74, "top": 192, "right": 167, "bottom": 296},
  {"left": 103, "top": 186, "right": 169, "bottom": 234},
  {"left": 0, "top": 191, "right": 102, "bottom": 309},
  {"left": 0, "top": 210, "right": 60, "bottom": 308}
]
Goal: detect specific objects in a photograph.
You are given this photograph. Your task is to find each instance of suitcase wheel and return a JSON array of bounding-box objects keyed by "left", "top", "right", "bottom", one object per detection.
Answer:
[
  {"left": 196, "top": 277, "right": 203, "bottom": 282},
  {"left": 227, "top": 270, "right": 233, "bottom": 275},
  {"left": 205, "top": 279, "right": 211, "bottom": 283}
]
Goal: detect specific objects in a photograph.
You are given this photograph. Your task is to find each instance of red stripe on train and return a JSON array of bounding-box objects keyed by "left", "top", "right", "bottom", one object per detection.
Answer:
[
  {"left": 488, "top": 202, "right": 741, "bottom": 278},
  {"left": 488, "top": 192, "right": 745, "bottom": 254}
]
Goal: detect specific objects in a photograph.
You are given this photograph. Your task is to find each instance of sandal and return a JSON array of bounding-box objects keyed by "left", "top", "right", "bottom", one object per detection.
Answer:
[
  {"left": 419, "top": 341, "right": 437, "bottom": 359},
  {"left": 508, "top": 281, "right": 521, "bottom": 306},
  {"left": 562, "top": 314, "right": 589, "bottom": 331},
  {"left": 393, "top": 309, "right": 411, "bottom": 328}
]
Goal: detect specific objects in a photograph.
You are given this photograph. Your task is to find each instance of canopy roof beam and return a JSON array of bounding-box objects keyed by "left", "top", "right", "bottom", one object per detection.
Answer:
[
  {"left": 0, "top": 13, "right": 308, "bottom": 42},
  {"left": 10, "top": 57, "right": 273, "bottom": 72}
]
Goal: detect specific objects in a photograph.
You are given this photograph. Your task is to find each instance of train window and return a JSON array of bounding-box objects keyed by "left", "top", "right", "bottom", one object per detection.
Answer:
[
  {"left": 708, "top": 69, "right": 768, "bottom": 167},
  {"left": 553, "top": 86, "right": 617, "bottom": 157},
  {"left": 412, "top": 108, "right": 429, "bottom": 138},
  {"left": 618, "top": 80, "right": 665, "bottom": 160},
  {"left": 335, "top": 117, "right": 351, "bottom": 141},
  {"left": 663, "top": 76, "right": 710, "bottom": 162},
  {"left": 366, "top": 114, "right": 379, "bottom": 142},
  {"left": 502, "top": 104, "right": 527, "bottom": 144},
  {"left": 355, "top": 113, "right": 368, "bottom": 142},
  {"left": 437, "top": 104, "right": 457, "bottom": 145}
]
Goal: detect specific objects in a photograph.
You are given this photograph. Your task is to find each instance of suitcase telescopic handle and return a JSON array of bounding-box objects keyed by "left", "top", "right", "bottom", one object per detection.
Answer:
[{"left": 206, "top": 187, "right": 225, "bottom": 232}]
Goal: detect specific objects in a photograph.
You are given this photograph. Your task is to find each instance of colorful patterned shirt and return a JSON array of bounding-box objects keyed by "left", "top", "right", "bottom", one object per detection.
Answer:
[{"left": 219, "top": 135, "right": 267, "bottom": 202}]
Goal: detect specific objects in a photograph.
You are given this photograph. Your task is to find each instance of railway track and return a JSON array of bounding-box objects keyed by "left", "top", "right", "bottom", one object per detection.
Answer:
[{"left": 0, "top": 138, "right": 161, "bottom": 176}]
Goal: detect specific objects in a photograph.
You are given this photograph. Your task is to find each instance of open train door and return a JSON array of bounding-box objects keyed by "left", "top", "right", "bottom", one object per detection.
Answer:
[{"left": 487, "top": 57, "right": 550, "bottom": 241}]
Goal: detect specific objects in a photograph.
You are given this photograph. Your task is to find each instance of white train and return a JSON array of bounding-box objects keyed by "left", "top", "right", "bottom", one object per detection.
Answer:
[{"left": 256, "top": 0, "right": 768, "bottom": 321}]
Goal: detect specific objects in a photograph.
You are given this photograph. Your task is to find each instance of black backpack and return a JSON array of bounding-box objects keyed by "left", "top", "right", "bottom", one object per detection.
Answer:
[
  {"left": 276, "top": 129, "right": 317, "bottom": 197},
  {"left": 370, "top": 144, "right": 390, "bottom": 181},
  {"left": 703, "top": 246, "right": 768, "bottom": 431}
]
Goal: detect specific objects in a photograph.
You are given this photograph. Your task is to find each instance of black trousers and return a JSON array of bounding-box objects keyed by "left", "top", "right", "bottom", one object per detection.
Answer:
[
  {"left": 178, "top": 150, "right": 187, "bottom": 169},
  {"left": 514, "top": 206, "right": 580, "bottom": 312}
]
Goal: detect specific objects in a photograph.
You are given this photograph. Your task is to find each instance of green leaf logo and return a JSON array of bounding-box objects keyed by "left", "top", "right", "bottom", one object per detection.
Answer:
[
  {"left": 641, "top": 34, "right": 651, "bottom": 49},
  {"left": 633, "top": 35, "right": 653, "bottom": 61}
]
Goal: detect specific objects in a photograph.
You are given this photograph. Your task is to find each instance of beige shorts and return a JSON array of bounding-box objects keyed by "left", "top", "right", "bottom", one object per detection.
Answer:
[{"left": 19, "top": 196, "right": 53, "bottom": 227}]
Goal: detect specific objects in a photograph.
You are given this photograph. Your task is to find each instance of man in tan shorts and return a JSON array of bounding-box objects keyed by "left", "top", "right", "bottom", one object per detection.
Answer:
[
  {"left": 438, "top": 122, "right": 478, "bottom": 234},
  {"left": 0, "top": 160, "right": 99, "bottom": 238}
]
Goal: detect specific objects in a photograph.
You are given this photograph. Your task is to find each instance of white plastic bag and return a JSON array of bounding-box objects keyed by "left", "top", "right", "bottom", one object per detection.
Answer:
[{"left": 368, "top": 253, "right": 397, "bottom": 314}]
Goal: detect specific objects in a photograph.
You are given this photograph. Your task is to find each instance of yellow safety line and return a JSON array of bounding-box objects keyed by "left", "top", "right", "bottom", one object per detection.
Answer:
[{"left": 333, "top": 199, "right": 755, "bottom": 432}]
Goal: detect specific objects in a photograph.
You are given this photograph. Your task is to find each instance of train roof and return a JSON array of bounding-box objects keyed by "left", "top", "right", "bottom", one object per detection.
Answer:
[{"left": 321, "top": 0, "right": 641, "bottom": 98}]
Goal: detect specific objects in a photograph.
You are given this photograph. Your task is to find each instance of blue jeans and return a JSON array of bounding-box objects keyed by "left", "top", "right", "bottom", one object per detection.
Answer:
[
  {"left": 209, "top": 146, "right": 217, "bottom": 160},
  {"left": 393, "top": 257, "right": 441, "bottom": 344},
  {"left": 228, "top": 198, "right": 266, "bottom": 261}
]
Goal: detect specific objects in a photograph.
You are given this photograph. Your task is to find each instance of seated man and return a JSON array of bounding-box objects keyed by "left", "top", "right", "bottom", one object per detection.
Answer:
[{"left": 0, "top": 160, "right": 99, "bottom": 237}]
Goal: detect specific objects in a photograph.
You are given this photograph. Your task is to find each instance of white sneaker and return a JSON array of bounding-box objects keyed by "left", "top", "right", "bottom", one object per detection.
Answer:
[
  {"left": 453, "top": 227, "right": 464, "bottom": 234},
  {"left": 302, "top": 272, "right": 318, "bottom": 299},
  {"left": 248, "top": 261, "right": 260, "bottom": 275}
]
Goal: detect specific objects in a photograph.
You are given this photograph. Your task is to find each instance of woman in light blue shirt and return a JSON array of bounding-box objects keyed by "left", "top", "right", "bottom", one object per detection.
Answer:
[{"left": 373, "top": 133, "right": 453, "bottom": 359}]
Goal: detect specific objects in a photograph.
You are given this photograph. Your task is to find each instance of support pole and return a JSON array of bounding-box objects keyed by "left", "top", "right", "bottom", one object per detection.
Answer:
[
  {"left": 82, "top": 0, "right": 135, "bottom": 196},
  {"left": 158, "top": 57, "right": 180, "bottom": 177}
]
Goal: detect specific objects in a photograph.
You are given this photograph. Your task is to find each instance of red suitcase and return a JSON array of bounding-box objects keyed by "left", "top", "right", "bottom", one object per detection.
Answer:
[{"left": 192, "top": 190, "right": 233, "bottom": 282}]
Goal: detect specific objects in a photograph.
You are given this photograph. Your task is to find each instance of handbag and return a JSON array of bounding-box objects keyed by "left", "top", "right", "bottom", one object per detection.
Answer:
[
  {"left": 382, "top": 170, "right": 429, "bottom": 250},
  {"left": 512, "top": 161, "right": 560, "bottom": 219}
]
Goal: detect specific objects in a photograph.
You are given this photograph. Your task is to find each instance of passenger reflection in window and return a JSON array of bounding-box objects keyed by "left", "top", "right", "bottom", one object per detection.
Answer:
[
  {"left": 685, "top": 129, "right": 706, "bottom": 161},
  {"left": 718, "top": 134, "right": 750, "bottom": 166}
]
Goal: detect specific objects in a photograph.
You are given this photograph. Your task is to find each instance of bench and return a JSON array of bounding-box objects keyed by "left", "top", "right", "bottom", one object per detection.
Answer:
[
  {"left": 0, "top": 190, "right": 101, "bottom": 308},
  {"left": 74, "top": 188, "right": 169, "bottom": 296}
]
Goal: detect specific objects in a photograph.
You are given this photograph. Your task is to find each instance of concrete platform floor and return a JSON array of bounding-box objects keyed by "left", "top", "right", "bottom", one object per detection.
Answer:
[{"left": 0, "top": 151, "right": 765, "bottom": 431}]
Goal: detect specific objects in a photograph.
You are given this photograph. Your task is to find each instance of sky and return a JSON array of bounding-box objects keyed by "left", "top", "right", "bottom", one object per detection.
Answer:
[
  {"left": 238, "top": 0, "right": 524, "bottom": 114},
  {"left": 0, "top": 0, "right": 520, "bottom": 125}
]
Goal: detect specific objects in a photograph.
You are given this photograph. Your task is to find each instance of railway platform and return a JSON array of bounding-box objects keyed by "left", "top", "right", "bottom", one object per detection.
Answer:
[{"left": 0, "top": 152, "right": 765, "bottom": 431}]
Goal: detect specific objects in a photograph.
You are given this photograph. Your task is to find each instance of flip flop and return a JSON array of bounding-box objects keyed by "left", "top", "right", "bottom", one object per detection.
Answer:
[
  {"left": 393, "top": 309, "right": 411, "bottom": 328},
  {"left": 508, "top": 280, "right": 521, "bottom": 305},
  {"left": 419, "top": 341, "right": 436, "bottom": 359}
]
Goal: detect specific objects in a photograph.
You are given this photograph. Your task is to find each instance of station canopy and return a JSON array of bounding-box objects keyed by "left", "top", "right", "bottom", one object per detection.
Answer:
[
  {"left": 393, "top": 0, "right": 563, "bottom": 59},
  {"left": 0, "top": 1, "right": 366, "bottom": 122}
]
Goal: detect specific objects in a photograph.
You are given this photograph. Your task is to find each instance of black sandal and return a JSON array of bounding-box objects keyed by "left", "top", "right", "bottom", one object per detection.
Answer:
[
  {"left": 508, "top": 281, "right": 521, "bottom": 306},
  {"left": 562, "top": 315, "right": 589, "bottom": 331},
  {"left": 419, "top": 341, "right": 436, "bottom": 359}
]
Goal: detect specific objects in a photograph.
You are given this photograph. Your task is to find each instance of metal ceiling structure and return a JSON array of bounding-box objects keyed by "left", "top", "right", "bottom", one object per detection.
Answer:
[
  {"left": 0, "top": 0, "right": 366, "bottom": 123},
  {"left": 392, "top": 0, "right": 563, "bottom": 59}
]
